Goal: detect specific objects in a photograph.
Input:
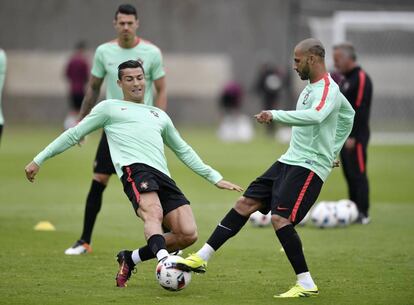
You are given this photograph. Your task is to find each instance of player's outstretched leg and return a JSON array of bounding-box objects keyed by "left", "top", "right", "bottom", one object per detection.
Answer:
[
  {"left": 65, "top": 177, "right": 108, "bottom": 255},
  {"left": 179, "top": 196, "right": 261, "bottom": 273},
  {"left": 272, "top": 215, "right": 318, "bottom": 298}
]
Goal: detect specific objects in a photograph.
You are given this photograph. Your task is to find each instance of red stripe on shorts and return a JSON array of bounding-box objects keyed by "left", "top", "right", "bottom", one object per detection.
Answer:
[
  {"left": 126, "top": 166, "right": 141, "bottom": 204},
  {"left": 290, "top": 171, "right": 315, "bottom": 222}
]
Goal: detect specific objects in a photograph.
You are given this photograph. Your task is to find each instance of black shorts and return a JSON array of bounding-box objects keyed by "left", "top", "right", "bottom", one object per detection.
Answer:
[
  {"left": 93, "top": 132, "right": 116, "bottom": 175},
  {"left": 70, "top": 93, "right": 84, "bottom": 111},
  {"left": 121, "top": 163, "right": 190, "bottom": 215},
  {"left": 244, "top": 161, "right": 323, "bottom": 225}
]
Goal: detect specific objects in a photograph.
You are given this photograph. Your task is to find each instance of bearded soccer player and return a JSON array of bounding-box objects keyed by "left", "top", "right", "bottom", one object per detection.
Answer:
[
  {"left": 65, "top": 4, "right": 168, "bottom": 255},
  {"left": 333, "top": 42, "right": 373, "bottom": 224},
  {"left": 25, "top": 60, "right": 242, "bottom": 288},
  {"left": 178, "top": 38, "right": 355, "bottom": 298}
]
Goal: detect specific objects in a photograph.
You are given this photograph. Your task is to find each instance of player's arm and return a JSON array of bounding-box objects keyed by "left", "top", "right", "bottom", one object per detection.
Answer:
[
  {"left": 162, "top": 116, "right": 243, "bottom": 192},
  {"left": 255, "top": 88, "right": 338, "bottom": 126},
  {"left": 78, "top": 75, "right": 104, "bottom": 120},
  {"left": 332, "top": 95, "right": 355, "bottom": 156},
  {"left": 153, "top": 77, "right": 167, "bottom": 111},
  {"left": 25, "top": 102, "right": 110, "bottom": 182}
]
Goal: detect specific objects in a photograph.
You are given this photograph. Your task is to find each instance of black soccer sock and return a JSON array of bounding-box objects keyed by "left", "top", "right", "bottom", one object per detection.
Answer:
[
  {"left": 147, "top": 234, "right": 167, "bottom": 257},
  {"left": 138, "top": 245, "right": 156, "bottom": 262},
  {"left": 206, "top": 208, "right": 249, "bottom": 251},
  {"left": 80, "top": 180, "right": 106, "bottom": 244},
  {"left": 276, "top": 224, "right": 308, "bottom": 274}
]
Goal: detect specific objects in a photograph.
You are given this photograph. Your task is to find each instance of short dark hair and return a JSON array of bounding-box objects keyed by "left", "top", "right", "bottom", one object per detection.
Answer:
[
  {"left": 308, "top": 45, "right": 325, "bottom": 58},
  {"left": 115, "top": 4, "right": 137, "bottom": 20},
  {"left": 333, "top": 42, "right": 357, "bottom": 61},
  {"left": 118, "top": 59, "right": 145, "bottom": 80}
]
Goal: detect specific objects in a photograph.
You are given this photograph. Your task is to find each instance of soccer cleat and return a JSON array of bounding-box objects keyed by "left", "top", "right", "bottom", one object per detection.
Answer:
[
  {"left": 176, "top": 253, "right": 207, "bottom": 273},
  {"left": 64, "top": 240, "right": 92, "bottom": 255},
  {"left": 115, "top": 250, "right": 136, "bottom": 288},
  {"left": 273, "top": 283, "right": 319, "bottom": 298},
  {"left": 355, "top": 213, "right": 371, "bottom": 225}
]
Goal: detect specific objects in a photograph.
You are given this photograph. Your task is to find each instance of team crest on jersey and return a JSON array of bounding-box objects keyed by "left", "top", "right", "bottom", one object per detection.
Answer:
[
  {"left": 150, "top": 110, "right": 159, "bottom": 118},
  {"left": 140, "top": 181, "right": 149, "bottom": 190},
  {"left": 302, "top": 91, "right": 311, "bottom": 105}
]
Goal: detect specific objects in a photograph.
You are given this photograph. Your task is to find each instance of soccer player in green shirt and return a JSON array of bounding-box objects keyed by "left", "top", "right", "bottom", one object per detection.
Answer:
[
  {"left": 25, "top": 59, "right": 243, "bottom": 288},
  {"left": 179, "top": 38, "right": 355, "bottom": 298},
  {"left": 65, "top": 4, "right": 168, "bottom": 255}
]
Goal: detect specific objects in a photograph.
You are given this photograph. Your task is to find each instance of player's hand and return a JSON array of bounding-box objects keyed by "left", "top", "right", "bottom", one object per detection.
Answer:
[
  {"left": 25, "top": 161, "right": 40, "bottom": 183},
  {"left": 215, "top": 180, "right": 244, "bottom": 192},
  {"left": 344, "top": 138, "right": 356, "bottom": 150},
  {"left": 332, "top": 160, "right": 340, "bottom": 168},
  {"left": 254, "top": 111, "right": 273, "bottom": 124}
]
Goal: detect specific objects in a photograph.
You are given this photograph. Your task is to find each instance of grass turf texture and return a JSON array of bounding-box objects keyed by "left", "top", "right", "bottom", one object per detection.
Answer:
[{"left": 1, "top": 126, "right": 413, "bottom": 305}]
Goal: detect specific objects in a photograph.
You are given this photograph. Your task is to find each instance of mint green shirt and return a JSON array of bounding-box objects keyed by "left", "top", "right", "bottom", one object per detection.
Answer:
[
  {"left": 34, "top": 100, "right": 222, "bottom": 184},
  {"left": 91, "top": 38, "right": 165, "bottom": 104},
  {"left": 0, "top": 49, "right": 6, "bottom": 125},
  {"left": 271, "top": 74, "right": 355, "bottom": 181}
]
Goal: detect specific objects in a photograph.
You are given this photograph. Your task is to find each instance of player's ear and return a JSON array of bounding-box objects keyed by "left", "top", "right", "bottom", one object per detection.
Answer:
[{"left": 117, "top": 79, "right": 122, "bottom": 88}]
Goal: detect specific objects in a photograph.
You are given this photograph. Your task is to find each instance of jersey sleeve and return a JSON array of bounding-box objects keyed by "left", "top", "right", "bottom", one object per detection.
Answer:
[
  {"left": 33, "top": 101, "right": 110, "bottom": 166},
  {"left": 150, "top": 47, "right": 165, "bottom": 81},
  {"left": 271, "top": 85, "right": 339, "bottom": 126},
  {"left": 333, "top": 94, "right": 355, "bottom": 156},
  {"left": 91, "top": 46, "right": 106, "bottom": 79},
  {"left": 162, "top": 114, "right": 223, "bottom": 184}
]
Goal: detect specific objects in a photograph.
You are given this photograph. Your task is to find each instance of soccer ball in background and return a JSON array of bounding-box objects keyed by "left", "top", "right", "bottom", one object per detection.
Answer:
[
  {"left": 310, "top": 201, "right": 338, "bottom": 228},
  {"left": 249, "top": 211, "right": 272, "bottom": 227},
  {"left": 337, "top": 199, "right": 359, "bottom": 223},
  {"left": 155, "top": 256, "right": 192, "bottom": 291}
]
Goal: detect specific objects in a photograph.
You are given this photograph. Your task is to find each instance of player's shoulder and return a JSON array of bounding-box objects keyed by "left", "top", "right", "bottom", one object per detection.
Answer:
[
  {"left": 95, "top": 39, "right": 119, "bottom": 52},
  {"left": 0, "top": 49, "right": 6, "bottom": 61},
  {"left": 138, "top": 38, "right": 162, "bottom": 53}
]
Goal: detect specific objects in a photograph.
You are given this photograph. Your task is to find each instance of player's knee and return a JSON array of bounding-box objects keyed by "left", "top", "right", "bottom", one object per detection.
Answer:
[
  {"left": 178, "top": 230, "right": 198, "bottom": 248},
  {"left": 93, "top": 173, "right": 110, "bottom": 185},
  {"left": 234, "top": 196, "right": 260, "bottom": 216},
  {"left": 271, "top": 214, "right": 290, "bottom": 229}
]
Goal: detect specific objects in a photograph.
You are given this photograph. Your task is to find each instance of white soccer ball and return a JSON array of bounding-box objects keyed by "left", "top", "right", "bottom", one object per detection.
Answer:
[
  {"left": 155, "top": 255, "right": 192, "bottom": 291},
  {"left": 334, "top": 202, "right": 352, "bottom": 226},
  {"left": 310, "top": 201, "right": 338, "bottom": 228},
  {"left": 337, "top": 199, "right": 359, "bottom": 223},
  {"left": 249, "top": 211, "right": 272, "bottom": 227}
]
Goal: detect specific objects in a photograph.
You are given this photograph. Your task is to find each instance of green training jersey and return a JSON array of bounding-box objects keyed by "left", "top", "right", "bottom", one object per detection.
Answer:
[
  {"left": 91, "top": 38, "right": 165, "bottom": 105},
  {"left": 33, "top": 100, "right": 222, "bottom": 184},
  {"left": 0, "top": 49, "right": 6, "bottom": 125},
  {"left": 271, "top": 73, "right": 355, "bottom": 181}
]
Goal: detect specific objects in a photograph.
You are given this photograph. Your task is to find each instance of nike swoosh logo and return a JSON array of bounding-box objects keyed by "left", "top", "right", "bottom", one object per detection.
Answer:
[
  {"left": 218, "top": 223, "right": 232, "bottom": 231},
  {"left": 276, "top": 206, "right": 289, "bottom": 211},
  {"left": 121, "top": 108, "right": 127, "bottom": 111}
]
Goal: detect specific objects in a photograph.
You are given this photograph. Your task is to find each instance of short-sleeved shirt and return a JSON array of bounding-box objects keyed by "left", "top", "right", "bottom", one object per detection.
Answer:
[
  {"left": 91, "top": 38, "right": 165, "bottom": 105},
  {"left": 0, "top": 49, "right": 7, "bottom": 125}
]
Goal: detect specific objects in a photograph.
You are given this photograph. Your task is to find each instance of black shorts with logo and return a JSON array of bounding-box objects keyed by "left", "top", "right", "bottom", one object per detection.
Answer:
[
  {"left": 121, "top": 163, "right": 190, "bottom": 215},
  {"left": 243, "top": 161, "right": 323, "bottom": 225},
  {"left": 93, "top": 132, "right": 116, "bottom": 175}
]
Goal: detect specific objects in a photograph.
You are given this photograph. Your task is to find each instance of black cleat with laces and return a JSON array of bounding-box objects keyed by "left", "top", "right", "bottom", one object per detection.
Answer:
[{"left": 115, "top": 250, "right": 136, "bottom": 287}]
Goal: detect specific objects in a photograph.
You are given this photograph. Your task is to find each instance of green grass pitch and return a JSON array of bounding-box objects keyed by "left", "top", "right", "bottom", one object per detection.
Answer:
[{"left": 1, "top": 126, "right": 413, "bottom": 305}]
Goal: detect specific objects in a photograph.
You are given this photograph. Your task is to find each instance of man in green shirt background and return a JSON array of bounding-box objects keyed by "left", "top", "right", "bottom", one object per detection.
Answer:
[
  {"left": 65, "top": 4, "right": 168, "bottom": 255},
  {"left": 25, "top": 59, "right": 243, "bottom": 288},
  {"left": 179, "top": 38, "right": 355, "bottom": 298}
]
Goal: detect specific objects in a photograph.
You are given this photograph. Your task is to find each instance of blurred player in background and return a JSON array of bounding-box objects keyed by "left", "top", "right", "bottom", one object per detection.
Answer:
[
  {"left": 333, "top": 42, "right": 373, "bottom": 224},
  {"left": 64, "top": 41, "right": 90, "bottom": 130},
  {"left": 254, "top": 62, "right": 283, "bottom": 136},
  {"left": 65, "top": 3, "right": 167, "bottom": 255},
  {"left": 0, "top": 48, "right": 7, "bottom": 145},
  {"left": 179, "top": 38, "right": 355, "bottom": 298},
  {"left": 25, "top": 60, "right": 242, "bottom": 288}
]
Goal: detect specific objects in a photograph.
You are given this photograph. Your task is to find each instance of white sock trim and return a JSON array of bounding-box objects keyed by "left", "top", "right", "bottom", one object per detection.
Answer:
[
  {"left": 197, "top": 243, "right": 215, "bottom": 261},
  {"left": 131, "top": 249, "right": 141, "bottom": 264},
  {"left": 297, "top": 272, "right": 316, "bottom": 289},
  {"left": 156, "top": 249, "right": 169, "bottom": 261}
]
